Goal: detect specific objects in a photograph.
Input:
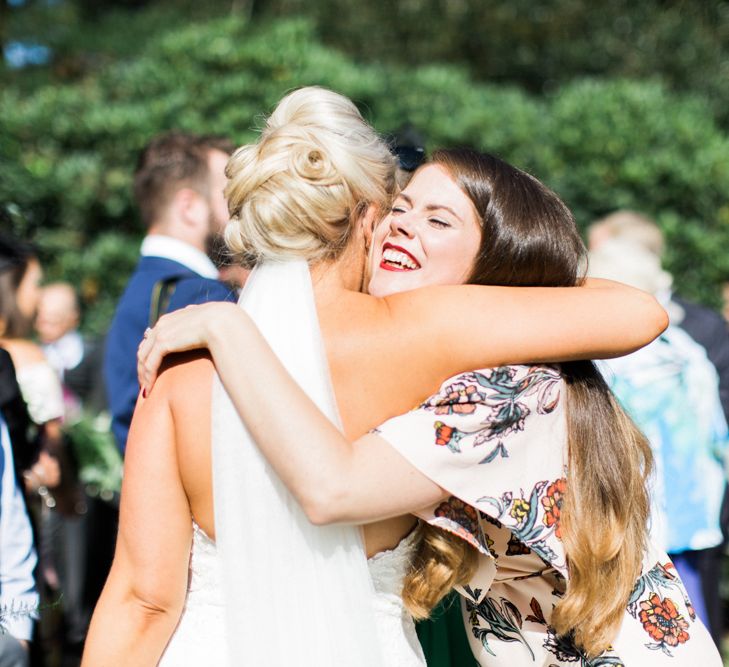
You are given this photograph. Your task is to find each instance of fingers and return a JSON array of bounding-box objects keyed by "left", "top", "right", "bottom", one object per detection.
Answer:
[
  {"left": 137, "top": 326, "right": 160, "bottom": 394},
  {"left": 136, "top": 304, "right": 215, "bottom": 393},
  {"left": 145, "top": 348, "right": 164, "bottom": 392}
]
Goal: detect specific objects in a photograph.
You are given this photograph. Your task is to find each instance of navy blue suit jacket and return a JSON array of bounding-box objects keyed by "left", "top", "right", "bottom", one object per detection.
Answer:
[{"left": 103, "top": 256, "right": 236, "bottom": 452}]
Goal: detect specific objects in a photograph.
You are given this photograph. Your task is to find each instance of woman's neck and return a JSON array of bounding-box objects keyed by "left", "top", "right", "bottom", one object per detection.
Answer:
[{"left": 310, "top": 241, "right": 367, "bottom": 296}]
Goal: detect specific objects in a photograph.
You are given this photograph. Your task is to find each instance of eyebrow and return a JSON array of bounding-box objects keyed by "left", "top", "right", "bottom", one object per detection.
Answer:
[{"left": 396, "top": 192, "right": 464, "bottom": 223}]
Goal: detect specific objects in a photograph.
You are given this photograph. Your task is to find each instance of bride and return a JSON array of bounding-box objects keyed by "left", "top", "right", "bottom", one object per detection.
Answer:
[{"left": 82, "top": 87, "right": 666, "bottom": 666}]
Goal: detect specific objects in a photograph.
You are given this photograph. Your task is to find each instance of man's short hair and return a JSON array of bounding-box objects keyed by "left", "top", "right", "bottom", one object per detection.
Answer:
[
  {"left": 133, "top": 132, "right": 235, "bottom": 227},
  {"left": 588, "top": 210, "right": 665, "bottom": 258}
]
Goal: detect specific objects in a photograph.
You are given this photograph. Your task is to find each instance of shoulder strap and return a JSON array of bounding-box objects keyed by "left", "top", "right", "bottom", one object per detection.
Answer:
[{"left": 148, "top": 277, "right": 180, "bottom": 327}]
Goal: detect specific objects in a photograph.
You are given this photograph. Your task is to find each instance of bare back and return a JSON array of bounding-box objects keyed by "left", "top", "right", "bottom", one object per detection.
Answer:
[{"left": 168, "top": 288, "right": 456, "bottom": 555}]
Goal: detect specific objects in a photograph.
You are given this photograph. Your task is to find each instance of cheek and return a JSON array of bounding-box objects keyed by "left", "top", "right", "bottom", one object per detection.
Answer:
[
  {"left": 427, "top": 237, "right": 479, "bottom": 284},
  {"left": 18, "top": 285, "right": 40, "bottom": 317}
]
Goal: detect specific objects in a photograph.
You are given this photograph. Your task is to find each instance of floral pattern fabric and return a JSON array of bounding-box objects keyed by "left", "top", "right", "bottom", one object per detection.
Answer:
[{"left": 376, "top": 364, "right": 721, "bottom": 666}]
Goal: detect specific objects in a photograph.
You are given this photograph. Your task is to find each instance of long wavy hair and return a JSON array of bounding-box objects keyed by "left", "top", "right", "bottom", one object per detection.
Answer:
[{"left": 401, "top": 148, "right": 652, "bottom": 657}]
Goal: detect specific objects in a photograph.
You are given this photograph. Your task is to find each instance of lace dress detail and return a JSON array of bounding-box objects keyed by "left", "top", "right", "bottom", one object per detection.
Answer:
[
  {"left": 159, "top": 523, "right": 425, "bottom": 666},
  {"left": 367, "top": 527, "right": 426, "bottom": 666},
  {"left": 158, "top": 523, "right": 225, "bottom": 666}
]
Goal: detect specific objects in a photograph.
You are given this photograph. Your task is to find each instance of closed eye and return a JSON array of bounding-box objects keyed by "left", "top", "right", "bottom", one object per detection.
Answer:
[{"left": 429, "top": 218, "right": 451, "bottom": 228}]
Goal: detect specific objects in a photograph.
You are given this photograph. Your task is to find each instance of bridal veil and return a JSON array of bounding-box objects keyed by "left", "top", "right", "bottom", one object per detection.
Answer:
[{"left": 211, "top": 259, "right": 384, "bottom": 665}]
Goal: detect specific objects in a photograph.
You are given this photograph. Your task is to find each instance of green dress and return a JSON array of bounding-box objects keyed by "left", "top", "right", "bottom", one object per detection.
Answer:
[{"left": 416, "top": 591, "right": 477, "bottom": 666}]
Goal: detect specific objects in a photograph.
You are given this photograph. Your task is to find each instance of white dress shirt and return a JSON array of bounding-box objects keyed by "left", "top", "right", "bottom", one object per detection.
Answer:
[
  {"left": 140, "top": 235, "right": 219, "bottom": 279},
  {"left": 42, "top": 330, "right": 84, "bottom": 379}
]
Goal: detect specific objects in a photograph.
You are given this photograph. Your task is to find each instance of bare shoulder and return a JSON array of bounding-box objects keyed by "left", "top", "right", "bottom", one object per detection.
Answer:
[
  {"left": 1, "top": 338, "right": 46, "bottom": 368},
  {"left": 154, "top": 351, "right": 215, "bottom": 403}
]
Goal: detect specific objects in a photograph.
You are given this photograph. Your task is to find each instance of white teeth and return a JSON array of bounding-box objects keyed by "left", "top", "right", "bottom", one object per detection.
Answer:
[{"left": 383, "top": 248, "right": 419, "bottom": 270}]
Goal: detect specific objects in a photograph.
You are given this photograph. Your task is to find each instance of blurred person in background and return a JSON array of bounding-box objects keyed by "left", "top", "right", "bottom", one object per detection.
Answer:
[
  {"left": 0, "top": 412, "right": 39, "bottom": 667},
  {"left": 0, "top": 235, "right": 84, "bottom": 664},
  {"left": 589, "top": 211, "right": 729, "bottom": 647},
  {"left": 0, "top": 348, "right": 34, "bottom": 480},
  {"left": 36, "top": 283, "right": 106, "bottom": 417},
  {"left": 0, "top": 236, "right": 64, "bottom": 497},
  {"left": 103, "top": 132, "right": 237, "bottom": 454},
  {"left": 589, "top": 236, "right": 729, "bottom": 647},
  {"left": 35, "top": 281, "right": 117, "bottom": 667}
]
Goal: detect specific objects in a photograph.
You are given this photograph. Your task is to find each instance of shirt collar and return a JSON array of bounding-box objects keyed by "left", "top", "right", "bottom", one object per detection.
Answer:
[{"left": 140, "top": 235, "right": 219, "bottom": 280}]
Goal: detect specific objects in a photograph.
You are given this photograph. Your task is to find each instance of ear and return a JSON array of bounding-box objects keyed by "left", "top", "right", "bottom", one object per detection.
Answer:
[
  {"left": 174, "top": 187, "right": 209, "bottom": 229},
  {"left": 359, "top": 203, "right": 380, "bottom": 251}
]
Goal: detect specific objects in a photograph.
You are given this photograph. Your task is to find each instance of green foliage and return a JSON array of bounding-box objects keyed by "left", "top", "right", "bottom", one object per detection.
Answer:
[
  {"left": 64, "top": 411, "right": 123, "bottom": 497},
  {"left": 260, "top": 0, "right": 729, "bottom": 129},
  {"left": 2, "top": 14, "right": 729, "bottom": 331}
]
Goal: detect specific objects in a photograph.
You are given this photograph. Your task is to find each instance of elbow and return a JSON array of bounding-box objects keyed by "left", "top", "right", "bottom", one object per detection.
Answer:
[
  {"left": 299, "top": 482, "right": 351, "bottom": 526},
  {"left": 599, "top": 289, "right": 669, "bottom": 360},
  {"left": 83, "top": 583, "right": 183, "bottom": 666},
  {"left": 120, "top": 573, "right": 185, "bottom": 633},
  {"left": 646, "top": 292, "right": 670, "bottom": 339},
  {"left": 127, "top": 589, "right": 182, "bottom": 624}
]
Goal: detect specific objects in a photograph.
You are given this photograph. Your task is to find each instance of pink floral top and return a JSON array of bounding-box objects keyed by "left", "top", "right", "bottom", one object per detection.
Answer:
[{"left": 376, "top": 365, "right": 721, "bottom": 666}]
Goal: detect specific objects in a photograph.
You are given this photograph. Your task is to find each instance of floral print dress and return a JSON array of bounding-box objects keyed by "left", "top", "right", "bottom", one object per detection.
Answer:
[{"left": 375, "top": 365, "right": 721, "bottom": 666}]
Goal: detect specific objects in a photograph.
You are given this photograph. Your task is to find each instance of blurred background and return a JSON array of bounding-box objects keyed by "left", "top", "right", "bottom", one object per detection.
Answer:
[
  {"left": 3, "top": 0, "right": 729, "bottom": 331},
  {"left": 2, "top": 1, "right": 729, "bottom": 665}
]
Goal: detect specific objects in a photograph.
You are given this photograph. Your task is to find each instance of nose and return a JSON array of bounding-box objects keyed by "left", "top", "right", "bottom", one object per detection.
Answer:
[{"left": 389, "top": 210, "right": 416, "bottom": 239}]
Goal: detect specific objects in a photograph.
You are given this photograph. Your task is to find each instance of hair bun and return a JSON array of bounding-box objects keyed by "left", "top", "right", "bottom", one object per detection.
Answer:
[
  {"left": 224, "top": 86, "right": 396, "bottom": 266},
  {"left": 288, "top": 138, "right": 339, "bottom": 185}
]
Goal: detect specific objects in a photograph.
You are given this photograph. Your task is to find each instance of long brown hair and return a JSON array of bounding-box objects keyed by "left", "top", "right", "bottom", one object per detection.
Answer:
[
  {"left": 0, "top": 235, "right": 37, "bottom": 339},
  {"left": 401, "top": 148, "right": 652, "bottom": 656}
]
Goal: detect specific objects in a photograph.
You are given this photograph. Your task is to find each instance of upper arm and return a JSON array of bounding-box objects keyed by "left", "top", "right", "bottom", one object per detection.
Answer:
[
  {"left": 379, "top": 280, "right": 667, "bottom": 378},
  {"left": 111, "top": 373, "right": 192, "bottom": 612}
]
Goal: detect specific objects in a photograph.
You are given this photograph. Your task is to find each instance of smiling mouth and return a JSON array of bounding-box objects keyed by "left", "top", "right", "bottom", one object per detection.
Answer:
[{"left": 380, "top": 244, "right": 421, "bottom": 272}]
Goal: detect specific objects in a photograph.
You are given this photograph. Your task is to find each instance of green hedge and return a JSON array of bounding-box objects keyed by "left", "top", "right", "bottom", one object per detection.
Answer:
[{"left": 2, "top": 16, "right": 728, "bottom": 333}]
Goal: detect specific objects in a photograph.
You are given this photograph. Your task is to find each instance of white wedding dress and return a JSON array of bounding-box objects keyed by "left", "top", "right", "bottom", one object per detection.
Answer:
[
  {"left": 159, "top": 260, "right": 425, "bottom": 666},
  {"left": 158, "top": 523, "right": 426, "bottom": 666}
]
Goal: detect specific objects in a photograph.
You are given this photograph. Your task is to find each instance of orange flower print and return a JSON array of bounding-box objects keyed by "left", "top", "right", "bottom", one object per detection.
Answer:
[
  {"left": 541, "top": 478, "right": 566, "bottom": 539},
  {"left": 433, "top": 421, "right": 466, "bottom": 453},
  {"left": 639, "top": 594, "right": 690, "bottom": 648}
]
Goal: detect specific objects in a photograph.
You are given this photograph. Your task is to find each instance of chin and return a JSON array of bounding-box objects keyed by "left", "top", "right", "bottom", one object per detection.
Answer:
[{"left": 367, "top": 273, "right": 421, "bottom": 297}]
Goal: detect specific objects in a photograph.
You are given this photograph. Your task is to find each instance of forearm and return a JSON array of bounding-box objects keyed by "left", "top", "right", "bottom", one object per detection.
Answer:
[
  {"left": 391, "top": 278, "right": 668, "bottom": 374},
  {"left": 518, "top": 278, "right": 668, "bottom": 359},
  {"left": 82, "top": 577, "right": 181, "bottom": 667},
  {"left": 83, "top": 378, "right": 192, "bottom": 666},
  {"left": 579, "top": 278, "right": 667, "bottom": 354}
]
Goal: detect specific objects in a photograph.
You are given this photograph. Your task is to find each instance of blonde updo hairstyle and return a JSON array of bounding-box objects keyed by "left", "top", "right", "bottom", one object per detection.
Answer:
[{"left": 225, "top": 87, "right": 397, "bottom": 267}]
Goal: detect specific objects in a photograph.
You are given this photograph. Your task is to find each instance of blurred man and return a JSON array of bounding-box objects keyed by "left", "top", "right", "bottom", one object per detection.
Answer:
[
  {"left": 36, "top": 283, "right": 105, "bottom": 416},
  {"left": 104, "top": 132, "right": 237, "bottom": 454}
]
